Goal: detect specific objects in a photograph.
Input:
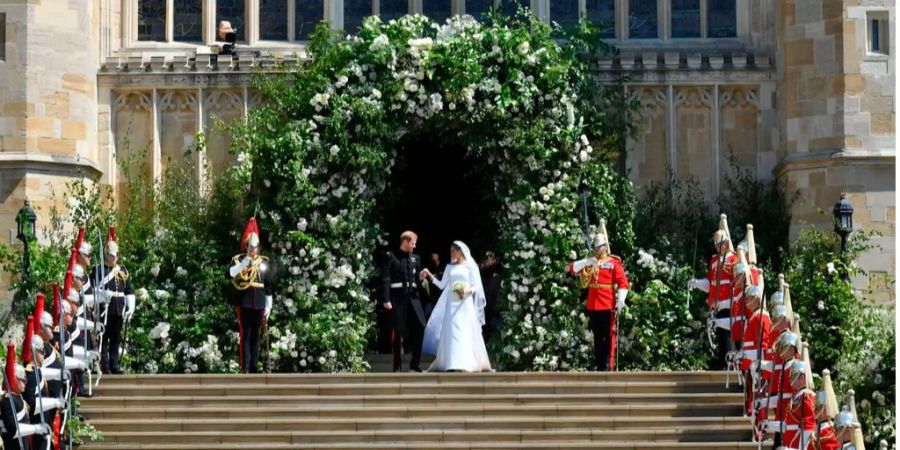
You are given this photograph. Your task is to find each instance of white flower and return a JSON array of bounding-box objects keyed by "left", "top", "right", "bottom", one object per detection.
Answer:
[
  {"left": 300, "top": 359, "right": 307, "bottom": 367},
  {"left": 150, "top": 264, "right": 160, "bottom": 277},
  {"left": 817, "top": 301, "right": 825, "bottom": 311},
  {"left": 330, "top": 145, "right": 340, "bottom": 156},
  {"left": 518, "top": 41, "right": 530, "bottom": 55},
  {"left": 297, "top": 218, "right": 308, "bottom": 232},
  {"left": 149, "top": 322, "right": 171, "bottom": 340},
  {"left": 328, "top": 350, "right": 337, "bottom": 358},
  {"left": 369, "top": 34, "right": 390, "bottom": 51},
  {"left": 826, "top": 262, "right": 836, "bottom": 274},
  {"left": 569, "top": 250, "right": 577, "bottom": 260},
  {"left": 264, "top": 179, "right": 271, "bottom": 188},
  {"left": 408, "top": 37, "right": 434, "bottom": 51},
  {"left": 371, "top": 88, "right": 382, "bottom": 99},
  {"left": 318, "top": 356, "right": 326, "bottom": 364},
  {"left": 137, "top": 287, "right": 150, "bottom": 301},
  {"left": 175, "top": 266, "right": 188, "bottom": 278}
]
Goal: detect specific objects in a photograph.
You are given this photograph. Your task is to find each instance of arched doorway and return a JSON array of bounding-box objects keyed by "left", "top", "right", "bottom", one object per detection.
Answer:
[{"left": 373, "top": 130, "right": 502, "bottom": 353}]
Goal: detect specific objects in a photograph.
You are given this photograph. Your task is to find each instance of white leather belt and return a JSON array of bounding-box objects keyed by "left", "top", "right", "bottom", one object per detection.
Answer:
[
  {"left": 742, "top": 341, "right": 757, "bottom": 348},
  {"left": 390, "top": 283, "right": 409, "bottom": 288}
]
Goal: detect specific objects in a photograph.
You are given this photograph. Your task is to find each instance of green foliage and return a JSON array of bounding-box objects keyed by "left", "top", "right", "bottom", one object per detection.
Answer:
[
  {"left": 234, "top": 12, "right": 637, "bottom": 371},
  {"left": 782, "top": 226, "right": 895, "bottom": 448}
]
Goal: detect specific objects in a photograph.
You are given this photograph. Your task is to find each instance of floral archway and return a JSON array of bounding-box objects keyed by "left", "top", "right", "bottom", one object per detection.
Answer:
[{"left": 234, "top": 12, "right": 637, "bottom": 371}]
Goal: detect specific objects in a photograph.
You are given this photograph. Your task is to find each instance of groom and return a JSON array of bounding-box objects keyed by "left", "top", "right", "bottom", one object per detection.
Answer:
[{"left": 381, "top": 231, "right": 427, "bottom": 372}]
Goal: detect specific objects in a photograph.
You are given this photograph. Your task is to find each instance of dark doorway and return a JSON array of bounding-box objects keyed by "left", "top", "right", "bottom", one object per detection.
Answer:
[{"left": 373, "top": 132, "right": 500, "bottom": 353}]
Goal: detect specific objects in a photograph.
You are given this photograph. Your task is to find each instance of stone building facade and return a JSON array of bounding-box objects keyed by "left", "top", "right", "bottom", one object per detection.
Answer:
[{"left": 0, "top": 0, "right": 894, "bottom": 301}]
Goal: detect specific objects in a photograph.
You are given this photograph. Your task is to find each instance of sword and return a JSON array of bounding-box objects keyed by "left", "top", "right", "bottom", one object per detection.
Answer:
[
  {"left": 31, "top": 345, "right": 51, "bottom": 450},
  {"left": 581, "top": 191, "right": 591, "bottom": 252},
  {"left": 2, "top": 368, "right": 25, "bottom": 450}
]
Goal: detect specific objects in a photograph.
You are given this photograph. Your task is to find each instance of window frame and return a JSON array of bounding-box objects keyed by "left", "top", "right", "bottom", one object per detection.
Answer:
[{"left": 866, "top": 11, "right": 890, "bottom": 56}]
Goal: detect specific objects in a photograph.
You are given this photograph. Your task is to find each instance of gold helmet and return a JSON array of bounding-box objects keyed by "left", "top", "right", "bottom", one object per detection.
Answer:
[
  {"left": 815, "top": 369, "right": 840, "bottom": 420},
  {"left": 712, "top": 214, "right": 734, "bottom": 252},
  {"left": 592, "top": 219, "right": 610, "bottom": 251}
]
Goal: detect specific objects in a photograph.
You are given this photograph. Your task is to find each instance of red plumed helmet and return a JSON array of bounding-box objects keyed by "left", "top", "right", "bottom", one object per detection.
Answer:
[
  {"left": 240, "top": 217, "right": 260, "bottom": 251},
  {"left": 67, "top": 247, "right": 77, "bottom": 273},
  {"left": 75, "top": 228, "right": 85, "bottom": 253},
  {"left": 106, "top": 226, "right": 119, "bottom": 257},
  {"left": 33, "top": 293, "right": 45, "bottom": 323},
  {"left": 21, "top": 317, "right": 34, "bottom": 364},
  {"left": 5, "top": 343, "right": 17, "bottom": 394},
  {"left": 63, "top": 271, "right": 73, "bottom": 301},
  {"left": 52, "top": 282, "right": 61, "bottom": 327}
]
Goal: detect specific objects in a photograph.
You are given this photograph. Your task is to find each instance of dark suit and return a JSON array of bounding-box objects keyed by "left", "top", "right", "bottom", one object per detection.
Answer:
[
  {"left": 0, "top": 392, "right": 31, "bottom": 450},
  {"left": 382, "top": 251, "right": 426, "bottom": 371},
  {"left": 90, "top": 263, "right": 133, "bottom": 373}
]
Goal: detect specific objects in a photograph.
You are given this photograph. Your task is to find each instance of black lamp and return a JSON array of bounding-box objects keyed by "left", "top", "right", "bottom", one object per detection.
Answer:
[
  {"left": 832, "top": 192, "right": 854, "bottom": 255},
  {"left": 15, "top": 199, "right": 36, "bottom": 243}
]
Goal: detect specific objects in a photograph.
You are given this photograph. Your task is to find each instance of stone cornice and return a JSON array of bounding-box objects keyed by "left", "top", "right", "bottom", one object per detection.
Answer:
[
  {"left": 0, "top": 153, "right": 103, "bottom": 179},
  {"left": 98, "top": 48, "right": 776, "bottom": 87},
  {"left": 774, "top": 150, "right": 897, "bottom": 178}
]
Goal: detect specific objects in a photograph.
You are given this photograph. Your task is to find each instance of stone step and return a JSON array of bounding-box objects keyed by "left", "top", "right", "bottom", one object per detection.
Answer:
[
  {"left": 88, "top": 416, "right": 751, "bottom": 433},
  {"left": 92, "top": 381, "right": 733, "bottom": 397},
  {"left": 80, "top": 403, "right": 743, "bottom": 420},
  {"left": 80, "top": 442, "right": 763, "bottom": 450},
  {"left": 87, "top": 427, "right": 752, "bottom": 445},
  {"left": 81, "top": 392, "right": 744, "bottom": 408},
  {"left": 96, "top": 371, "right": 734, "bottom": 385}
]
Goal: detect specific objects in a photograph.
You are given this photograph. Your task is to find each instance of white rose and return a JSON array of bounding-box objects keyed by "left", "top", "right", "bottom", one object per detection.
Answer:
[{"left": 330, "top": 145, "right": 340, "bottom": 156}]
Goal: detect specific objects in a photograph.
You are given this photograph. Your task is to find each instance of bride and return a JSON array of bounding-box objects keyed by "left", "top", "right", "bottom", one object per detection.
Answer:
[{"left": 421, "top": 241, "right": 492, "bottom": 372}]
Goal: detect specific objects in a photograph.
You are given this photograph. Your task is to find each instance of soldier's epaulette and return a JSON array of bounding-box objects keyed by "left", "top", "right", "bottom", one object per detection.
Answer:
[
  {"left": 609, "top": 254, "right": 622, "bottom": 261},
  {"left": 232, "top": 254, "right": 244, "bottom": 263},
  {"left": 259, "top": 255, "right": 269, "bottom": 262}
]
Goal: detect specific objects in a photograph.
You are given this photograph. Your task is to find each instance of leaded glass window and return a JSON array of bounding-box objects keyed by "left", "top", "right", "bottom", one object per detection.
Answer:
[
  {"left": 423, "top": 0, "right": 452, "bottom": 25},
  {"left": 466, "top": 0, "right": 493, "bottom": 20},
  {"left": 217, "top": 0, "right": 246, "bottom": 41},
  {"left": 707, "top": 0, "right": 735, "bottom": 37},
  {"left": 380, "top": 0, "right": 407, "bottom": 23},
  {"left": 628, "top": 0, "right": 656, "bottom": 38},
  {"left": 296, "top": 0, "right": 324, "bottom": 39},
  {"left": 671, "top": 0, "right": 700, "bottom": 38},
  {"left": 586, "top": 0, "right": 614, "bottom": 38},
  {"left": 550, "top": 0, "right": 579, "bottom": 32},
  {"left": 138, "top": 0, "right": 166, "bottom": 41},
  {"left": 344, "top": 0, "right": 370, "bottom": 33},
  {"left": 173, "top": 0, "right": 202, "bottom": 42},
  {"left": 500, "top": 0, "right": 528, "bottom": 16},
  {"left": 260, "top": 0, "right": 288, "bottom": 40}
]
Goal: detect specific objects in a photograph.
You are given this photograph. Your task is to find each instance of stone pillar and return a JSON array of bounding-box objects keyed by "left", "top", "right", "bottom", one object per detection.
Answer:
[{"left": 775, "top": 0, "right": 895, "bottom": 302}]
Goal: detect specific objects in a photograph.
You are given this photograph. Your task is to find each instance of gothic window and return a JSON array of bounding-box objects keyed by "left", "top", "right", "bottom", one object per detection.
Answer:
[
  {"left": 380, "top": 0, "right": 408, "bottom": 23},
  {"left": 217, "top": 0, "right": 246, "bottom": 41},
  {"left": 296, "top": 0, "right": 325, "bottom": 39},
  {"left": 550, "top": 0, "right": 579, "bottom": 32},
  {"left": 670, "top": 0, "right": 699, "bottom": 38},
  {"left": 173, "top": 0, "right": 202, "bottom": 42},
  {"left": 260, "top": 0, "right": 289, "bottom": 40},
  {"left": 586, "top": 0, "right": 615, "bottom": 38},
  {"left": 707, "top": 0, "right": 736, "bottom": 38},
  {"left": 344, "top": 0, "right": 370, "bottom": 33},
  {"left": 422, "top": 0, "right": 452, "bottom": 24},
  {"left": 466, "top": 0, "right": 494, "bottom": 20},
  {"left": 138, "top": 0, "right": 166, "bottom": 41},
  {"left": 500, "top": 0, "right": 528, "bottom": 16},
  {"left": 629, "top": 0, "right": 657, "bottom": 38},
  {"left": 0, "top": 14, "right": 5, "bottom": 61}
]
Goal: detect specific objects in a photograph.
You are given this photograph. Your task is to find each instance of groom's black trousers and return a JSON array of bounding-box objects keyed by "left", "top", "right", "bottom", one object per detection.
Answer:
[{"left": 388, "top": 290, "right": 426, "bottom": 372}]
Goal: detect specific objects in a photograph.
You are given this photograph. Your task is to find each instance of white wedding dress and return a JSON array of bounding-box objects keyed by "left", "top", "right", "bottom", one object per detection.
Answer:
[{"left": 422, "top": 242, "right": 492, "bottom": 372}]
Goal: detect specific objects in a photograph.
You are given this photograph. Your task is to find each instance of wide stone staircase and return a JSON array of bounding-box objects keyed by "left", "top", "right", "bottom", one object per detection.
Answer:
[{"left": 79, "top": 357, "right": 754, "bottom": 449}]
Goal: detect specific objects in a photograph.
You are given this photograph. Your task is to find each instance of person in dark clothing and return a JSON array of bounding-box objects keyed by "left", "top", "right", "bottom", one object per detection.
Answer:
[
  {"left": 479, "top": 251, "right": 502, "bottom": 343},
  {"left": 229, "top": 217, "right": 274, "bottom": 374},
  {"left": 381, "top": 231, "right": 427, "bottom": 372}
]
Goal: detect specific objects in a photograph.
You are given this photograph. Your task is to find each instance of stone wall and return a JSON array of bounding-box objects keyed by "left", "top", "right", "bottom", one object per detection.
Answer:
[{"left": 775, "top": 0, "right": 895, "bottom": 303}]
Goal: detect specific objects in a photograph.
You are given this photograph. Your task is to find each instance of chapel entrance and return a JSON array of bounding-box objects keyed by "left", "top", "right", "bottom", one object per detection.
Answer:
[{"left": 373, "top": 131, "right": 501, "bottom": 353}]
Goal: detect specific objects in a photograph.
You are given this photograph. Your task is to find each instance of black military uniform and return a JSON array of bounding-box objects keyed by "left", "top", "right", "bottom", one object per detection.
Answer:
[
  {"left": 90, "top": 263, "right": 132, "bottom": 374},
  {"left": 1, "top": 388, "right": 33, "bottom": 450},
  {"left": 23, "top": 364, "right": 54, "bottom": 450},
  {"left": 382, "top": 250, "right": 426, "bottom": 372},
  {"left": 230, "top": 254, "right": 273, "bottom": 374}
]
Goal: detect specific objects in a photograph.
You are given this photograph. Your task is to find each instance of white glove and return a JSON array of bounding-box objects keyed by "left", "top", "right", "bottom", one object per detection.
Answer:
[
  {"left": 615, "top": 289, "right": 628, "bottom": 311},
  {"left": 124, "top": 294, "right": 136, "bottom": 321},
  {"left": 572, "top": 257, "right": 597, "bottom": 274},
  {"left": 17, "top": 422, "right": 50, "bottom": 437},
  {"left": 688, "top": 278, "right": 710, "bottom": 292},
  {"left": 95, "top": 289, "right": 111, "bottom": 306},
  {"left": 264, "top": 295, "right": 273, "bottom": 320},
  {"left": 229, "top": 257, "right": 252, "bottom": 278},
  {"left": 84, "top": 294, "right": 95, "bottom": 309}
]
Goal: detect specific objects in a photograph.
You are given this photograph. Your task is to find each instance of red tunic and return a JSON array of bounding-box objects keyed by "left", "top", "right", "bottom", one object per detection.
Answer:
[
  {"left": 732, "top": 265, "right": 762, "bottom": 341},
  {"left": 705, "top": 252, "right": 737, "bottom": 309},
  {"left": 784, "top": 389, "right": 816, "bottom": 450},
  {"left": 740, "top": 310, "right": 771, "bottom": 371},
  {"left": 817, "top": 421, "right": 841, "bottom": 450},
  {"left": 568, "top": 255, "right": 629, "bottom": 311},
  {"left": 771, "top": 360, "right": 798, "bottom": 431}
]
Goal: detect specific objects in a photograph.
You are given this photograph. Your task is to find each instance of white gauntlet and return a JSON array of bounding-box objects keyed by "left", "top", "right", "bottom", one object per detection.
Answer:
[{"left": 572, "top": 257, "right": 597, "bottom": 274}]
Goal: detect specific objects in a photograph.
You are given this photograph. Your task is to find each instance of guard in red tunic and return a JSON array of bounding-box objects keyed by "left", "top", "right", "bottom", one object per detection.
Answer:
[
  {"left": 773, "top": 329, "right": 802, "bottom": 444},
  {"left": 762, "top": 283, "right": 792, "bottom": 440},
  {"left": 567, "top": 220, "right": 629, "bottom": 372},
  {"left": 739, "top": 273, "right": 769, "bottom": 427},
  {"left": 689, "top": 214, "right": 738, "bottom": 369},
  {"left": 815, "top": 369, "right": 842, "bottom": 450},
  {"left": 784, "top": 349, "right": 816, "bottom": 450},
  {"left": 833, "top": 406, "right": 862, "bottom": 449}
]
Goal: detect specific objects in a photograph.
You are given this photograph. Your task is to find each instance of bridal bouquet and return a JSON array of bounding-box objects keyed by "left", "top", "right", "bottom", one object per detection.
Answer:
[{"left": 451, "top": 282, "right": 467, "bottom": 300}]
